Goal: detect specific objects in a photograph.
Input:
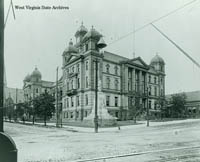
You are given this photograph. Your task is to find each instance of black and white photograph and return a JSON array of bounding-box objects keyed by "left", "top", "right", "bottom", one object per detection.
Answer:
[{"left": 0, "top": 0, "right": 200, "bottom": 161}]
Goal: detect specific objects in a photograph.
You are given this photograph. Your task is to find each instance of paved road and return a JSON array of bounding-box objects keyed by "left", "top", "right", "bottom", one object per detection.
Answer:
[{"left": 4, "top": 119, "right": 200, "bottom": 162}]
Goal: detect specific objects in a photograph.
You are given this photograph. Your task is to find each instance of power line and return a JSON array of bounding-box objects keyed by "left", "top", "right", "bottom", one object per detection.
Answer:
[
  {"left": 4, "top": 0, "right": 15, "bottom": 29},
  {"left": 151, "top": 23, "right": 200, "bottom": 69},
  {"left": 108, "top": 0, "right": 198, "bottom": 46}
]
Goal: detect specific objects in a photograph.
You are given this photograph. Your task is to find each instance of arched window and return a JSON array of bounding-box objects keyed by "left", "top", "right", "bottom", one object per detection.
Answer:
[
  {"left": 106, "top": 64, "right": 110, "bottom": 73},
  {"left": 149, "top": 75, "right": 151, "bottom": 83}
]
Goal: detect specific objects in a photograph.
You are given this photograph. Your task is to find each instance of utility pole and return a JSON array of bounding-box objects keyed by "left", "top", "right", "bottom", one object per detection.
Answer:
[
  {"left": 94, "top": 59, "right": 98, "bottom": 133},
  {"left": 147, "top": 87, "right": 149, "bottom": 127},
  {"left": 0, "top": 0, "right": 4, "bottom": 132},
  {"left": 56, "top": 66, "right": 59, "bottom": 128}
]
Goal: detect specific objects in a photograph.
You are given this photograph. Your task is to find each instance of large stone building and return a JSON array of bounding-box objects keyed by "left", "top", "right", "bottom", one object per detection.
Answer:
[
  {"left": 23, "top": 67, "right": 54, "bottom": 103},
  {"left": 61, "top": 23, "right": 166, "bottom": 121}
]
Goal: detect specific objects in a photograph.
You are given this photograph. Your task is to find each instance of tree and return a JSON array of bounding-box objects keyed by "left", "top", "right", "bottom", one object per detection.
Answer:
[
  {"left": 169, "top": 93, "right": 187, "bottom": 118},
  {"left": 15, "top": 103, "right": 24, "bottom": 120},
  {"left": 131, "top": 98, "right": 144, "bottom": 123},
  {"left": 33, "top": 92, "right": 55, "bottom": 126}
]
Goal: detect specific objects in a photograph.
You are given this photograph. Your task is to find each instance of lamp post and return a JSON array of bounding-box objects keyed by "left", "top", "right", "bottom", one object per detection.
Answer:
[
  {"left": 94, "top": 59, "right": 98, "bottom": 133},
  {"left": 0, "top": 1, "right": 18, "bottom": 161},
  {"left": 95, "top": 36, "right": 107, "bottom": 133}
]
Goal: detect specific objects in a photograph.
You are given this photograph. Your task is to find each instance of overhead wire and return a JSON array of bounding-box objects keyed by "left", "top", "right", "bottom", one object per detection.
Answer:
[
  {"left": 108, "top": 0, "right": 198, "bottom": 46},
  {"left": 4, "top": 0, "right": 16, "bottom": 29}
]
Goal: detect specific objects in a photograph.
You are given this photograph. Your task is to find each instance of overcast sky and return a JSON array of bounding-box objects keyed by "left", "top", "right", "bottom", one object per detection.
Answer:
[{"left": 4, "top": 0, "right": 200, "bottom": 94}]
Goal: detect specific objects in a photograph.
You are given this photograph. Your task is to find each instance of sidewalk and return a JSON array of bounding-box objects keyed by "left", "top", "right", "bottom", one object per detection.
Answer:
[{"left": 5, "top": 118, "right": 200, "bottom": 133}]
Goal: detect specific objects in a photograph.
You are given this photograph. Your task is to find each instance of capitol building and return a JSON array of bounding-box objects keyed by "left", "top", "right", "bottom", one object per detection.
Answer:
[{"left": 23, "top": 23, "right": 166, "bottom": 121}]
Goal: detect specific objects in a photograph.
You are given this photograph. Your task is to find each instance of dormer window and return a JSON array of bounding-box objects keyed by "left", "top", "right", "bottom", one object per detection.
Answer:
[{"left": 106, "top": 64, "right": 110, "bottom": 73}]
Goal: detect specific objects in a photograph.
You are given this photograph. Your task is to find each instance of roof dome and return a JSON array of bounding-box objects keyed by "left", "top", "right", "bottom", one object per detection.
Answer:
[
  {"left": 75, "top": 22, "right": 88, "bottom": 37},
  {"left": 64, "top": 39, "right": 78, "bottom": 54},
  {"left": 83, "top": 26, "right": 102, "bottom": 42},
  {"left": 150, "top": 54, "right": 165, "bottom": 65},
  {"left": 31, "top": 67, "right": 42, "bottom": 78},
  {"left": 24, "top": 74, "right": 31, "bottom": 82}
]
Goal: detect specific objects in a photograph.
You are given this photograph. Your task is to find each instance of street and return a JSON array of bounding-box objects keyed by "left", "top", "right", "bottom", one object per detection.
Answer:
[{"left": 4, "top": 119, "right": 200, "bottom": 162}]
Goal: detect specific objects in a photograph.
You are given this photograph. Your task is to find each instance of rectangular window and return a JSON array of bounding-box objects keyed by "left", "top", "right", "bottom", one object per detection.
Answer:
[
  {"left": 71, "top": 97, "right": 74, "bottom": 107},
  {"left": 86, "top": 44, "right": 88, "bottom": 51},
  {"left": 154, "top": 87, "right": 157, "bottom": 96},
  {"left": 115, "top": 66, "right": 118, "bottom": 75},
  {"left": 85, "top": 94, "right": 88, "bottom": 105},
  {"left": 71, "top": 80, "right": 74, "bottom": 89},
  {"left": 64, "top": 99, "right": 66, "bottom": 108},
  {"left": 106, "top": 96, "right": 110, "bottom": 106},
  {"left": 154, "top": 77, "right": 157, "bottom": 84},
  {"left": 115, "top": 97, "right": 118, "bottom": 107},
  {"left": 86, "top": 76, "right": 88, "bottom": 88},
  {"left": 77, "top": 78, "right": 80, "bottom": 89},
  {"left": 86, "top": 61, "right": 88, "bottom": 70},
  {"left": 66, "top": 112, "right": 68, "bottom": 118},
  {"left": 85, "top": 111, "right": 88, "bottom": 117},
  {"left": 106, "top": 77, "right": 110, "bottom": 89},
  {"left": 115, "top": 79, "right": 118, "bottom": 90},
  {"left": 70, "top": 112, "right": 73, "bottom": 118},
  {"left": 77, "top": 96, "right": 79, "bottom": 106},
  {"left": 149, "top": 100, "right": 151, "bottom": 109},
  {"left": 67, "top": 82, "right": 69, "bottom": 91},
  {"left": 67, "top": 98, "right": 69, "bottom": 107},
  {"left": 72, "top": 66, "right": 74, "bottom": 73},
  {"left": 149, "top": 86, "right": 152, "bottom": 96},
  {"left": 77, "top": 64, "right": 80, "bottom": 73}
]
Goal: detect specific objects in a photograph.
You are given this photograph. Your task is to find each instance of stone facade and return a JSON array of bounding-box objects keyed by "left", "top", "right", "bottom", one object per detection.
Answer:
[
  {"left": 23, "top": 67, "right": 54, "bottom": 103},
  {"left": 61, "top": 24, "right": 166, "bottom": 121}
]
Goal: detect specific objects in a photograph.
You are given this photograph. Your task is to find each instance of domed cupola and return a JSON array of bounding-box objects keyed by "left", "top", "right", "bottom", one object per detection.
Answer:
[
  {"left": 75, "top": 22, "right": 88, "bottom": 44},
  {"left": 150, "top": 54, "right": 165, "bottom": 73},
  {"left": 150, "top": 54, "right": 165, "bottom": 65},
  {"left": 63, "top": 39, "right": 78, "bottom": 54},
  {"left": 31, "top": 67, "right": 42, "bottom": 82},
  {"left": 82, "top": 26, "right": 102, "bottom": 42},
  {"left": 75, "top": 22, "right": 88, "bottom": 37},
  {"left": 23, "top": 74, "right": 31, "bottom": 82}
]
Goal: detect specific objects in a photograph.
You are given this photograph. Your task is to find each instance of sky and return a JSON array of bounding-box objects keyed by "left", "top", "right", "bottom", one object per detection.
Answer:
[{"left": 4, "top": 0, "right": 200, "bottom": 94}]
